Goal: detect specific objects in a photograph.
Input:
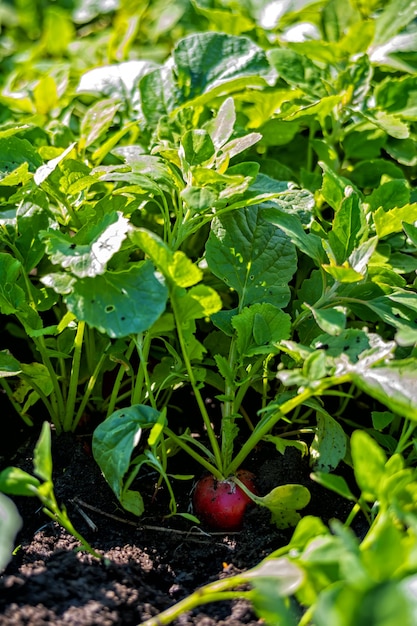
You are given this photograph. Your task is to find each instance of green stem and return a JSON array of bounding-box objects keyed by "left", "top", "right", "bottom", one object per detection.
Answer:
[
  {"left": 171, "top": 294, "right": 224, "bottom": 475},
  {"left": 72, "top": 351, "right": 108, "bottom": 430},
  {"left": 63, "top": 320, "right": 85, "bottom": 432},
  {"left": 225, "top": 374, "right": 352, "bottom": 476},
  {"left": 164, "top": 428, "right": 223, "bottom": 480},
  {"left": 132, "top": 332, "right": 155, "bottom": 408},
  {"left": 140, "top": 572, "right": 251, "bottom": 626},
  {"left": 106, "top": 339, "right": 136, "bottom": 418}
]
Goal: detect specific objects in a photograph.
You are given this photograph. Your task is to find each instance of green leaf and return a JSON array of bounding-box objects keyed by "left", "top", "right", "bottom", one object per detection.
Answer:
[
  {"left": 0, "top": 351, "right": 22, "bottom": 377},
  {"left": 62, "top": 262, "right": 168, "bottom": 338},
  {"left": 268, "top": 48, "right": 325, "bottom": 96},
  {"left": 351, "top": 430, "right": 386, "bottom": 500},
  {"left": 0, "top": 467, "right": 41, "bottom": 496},
  {"left": 206, "top": 206, "right": 297, "bottom": 309},
  {"left": 351, "top": 361, "right": 417, "bottom": 421},
  {"left": 263, "top": 207, "right": 327, "bottom": 265},
  {"left": 33, "top": 422, "right": 53, "bottom": 483},
  {"left": 41, "top": 212, "right": 130, "bottom": 278},
  {"left": 255, "top": 484, "right": 311, "bottom": 529},
  {"left": 206, "top": 96, "right": 235, "bottom": 149},
  {"left": 0, "top": 136, "right": 42, "bottom": 182},
  {"left": 374, "top": 203, "right": 417, "bottom": 238},
  {"left": 373, "top": 0, "right": 417, "bottom": 46},
  {"left": 307, "top": 305, "right": 347, "bottom": 336},
  {"left": 232, "top": 303, "right": 291, "bottom": 356},
  {"left": 328, "top": 192, "right": 367, "bottom": 264},
  {"left": 310, "top": 411, "right": 347, "bottom": 472},
  {"left": 80, "top": 98, "right": 121, "bottom": 149},
  {"left": 130, "top": 229, "right": 202, "bottom": 287},
  {"left": 173, "top": 32, "right": 273, "bottom": 103},
  {"left": 311, "top": 472, "right": 356, "bottom": 502},
  {"left": 181, "top": 129, "right": 215, "bottom": 166},
  {"left": 0, "top": 493, "right": 22, "bottom": 571},
  {"left": 92, "top": 405, "right": 162, "bottom": 515},
  {"left": 322, "top": 263, "right": 364, "bottom": 282}
]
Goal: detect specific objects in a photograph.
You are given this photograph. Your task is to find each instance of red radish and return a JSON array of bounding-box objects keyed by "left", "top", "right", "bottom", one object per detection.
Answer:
[{"left": 193, "top": 469, "right": 257, "bottom": 530}]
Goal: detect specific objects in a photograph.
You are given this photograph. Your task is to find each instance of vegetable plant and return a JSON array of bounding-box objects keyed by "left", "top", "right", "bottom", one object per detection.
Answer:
[{"left": 1, "top": 0, "right": 417, "bottom": 545}]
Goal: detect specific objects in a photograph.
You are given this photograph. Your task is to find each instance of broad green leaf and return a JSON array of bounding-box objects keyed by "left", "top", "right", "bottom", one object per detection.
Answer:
[
  {"left": 310, "top": 412, "right": 347, "bottom": 472},
  {"left": 268, "top": 48, "right": 325, "bottom": 97},
  {"left": 372, "top": 0, "right": 417, "bottom": 46},
  {"left": 361, "top": 512, "right": 410, "bottom": 580},
  {"left": 173, "top": 32, "right": 273, "bottom": 102},
  {"left": 0, "top": 467, "right": 41, "bottom": 496},
  {"left": 321, "top": 163, "right": 356, "bottom": 212},
  {"left": 307, "top": 305, "right": 347, "bottom": 335},
  {"left": 372, "top": 410, "right": 395, "bottom": 431},
  {"left": 80, "top": 98, "right": 121, "bottom": 149},
  {"left": 206, "top": 206, "right": 297, "bottom": 309},
  {"left": 232, "top": 303, "right": 291, "bottom": 356},
  {"left": 33, "top": 75, "right": 58, "bottom": 115},
  {"left": 15, "top": 363, "right": 54, "bottom": 412},
  {"left": 130, "top": 229, "right": 202, "bottom": 287},
  {"left": 311, "top": 329, "right": 370, "bottom": 362},
  {"left": 174, "top": 284, "right": 222, "bottom": 323},
  {"left": 77, "top": 60, "right": 158, "bottom": 112},
  {"left": 0, "top": 351, "right": 21, "bottom": 377},
  {"left": 41, "top": 212, "right": 130, "bottom": 278},
  {"left": 366, "top": 179, "right": 410, "bottom": 213},
  {"left": 181, "top": 186, "right": 219, "bottom": 213},
  {"left": 322, "top": 263, "right": 364, "bottom": 282},
  {"left": 34, "top": 142, "right": 77, "bottom": 186},
  {"left": 263, "top": 207, "right": 326, "bottom": 265},
  {"left": 328, "top": 192, "right": 367, "bottom": 264},
  {"left": 0, "top": 136, "right": 42, "bottom": 182},
  {"left": 33, "top": 422, "right": 52, "bottom": 483},
  {"left": 374, "top": 204, "right": 417, "bottom": 238},
  {"left": 63, "top": 262, "right": 168, "bottom": 338},
  {"left": 0, "top": 493, "right": 22, "bottom": 572},
  {"left": 181, "top": 129, "right": 215, "bottom": 166},
  {"left": 92, "top": 405, "right": 162, "bottom": 515},
  {"left": 351, "top": 430, "right": 387, "bottom": 500},
  {"left": 363, "top": 110, "right": 409, "bottom": 140},
  {"left": 246, "top": 558, "right": 303, "bottom": 624},
  {"left": 311, "top": 472, "right": 356, "bottom": 502},
  {"left": 255, "top": 484, "right": 311, "bottom": 529},
  {"left": 351, "top": 361, "right": 417, "bottom": 421},
  {"left": 139, "top": 66, "right": 179, "bottom": 128}
]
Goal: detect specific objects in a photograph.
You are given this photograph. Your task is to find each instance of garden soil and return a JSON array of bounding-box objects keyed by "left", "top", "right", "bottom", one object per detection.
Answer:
[{"left": 0, "top": 418, "right": 359, "bottom": 626}]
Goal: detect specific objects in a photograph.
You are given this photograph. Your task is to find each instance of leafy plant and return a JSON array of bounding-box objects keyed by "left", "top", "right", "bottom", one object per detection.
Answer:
[{"left": 0, "top": 422, "right": 101, "bottom": 559}]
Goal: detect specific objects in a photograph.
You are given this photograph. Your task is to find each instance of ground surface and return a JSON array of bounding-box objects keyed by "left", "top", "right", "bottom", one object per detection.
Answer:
[{"left": 0, "top": 419, "right": 358, "bottom": 626}]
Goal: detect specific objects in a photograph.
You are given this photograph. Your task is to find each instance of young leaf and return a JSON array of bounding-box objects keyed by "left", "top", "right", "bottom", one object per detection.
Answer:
[
  {"left": 33, "top": 422, "right": 53, "bottom": 483},
  {"left": 231, "top": 303, "right": 291, "bottom": 356},
  {"left": 92, "top": 405, "right": 162, "bottom": 515},
  {"left": 310, "top": 412, "right": 348, "bottom": 473},
  {"left": 350, "top": 430, "right": 386, "bottom": 501},
  {"left": 311, "top": 472, "right": 356, "bottom": 502},
  {"left": 206, "top": 206, "right": 297, "bottom": 309},
  {"left": 254, "top": 484, "right": 311, "bottom": 529},
  {"left": 0, "top": 351, "right": 22, "bottom": 377}
]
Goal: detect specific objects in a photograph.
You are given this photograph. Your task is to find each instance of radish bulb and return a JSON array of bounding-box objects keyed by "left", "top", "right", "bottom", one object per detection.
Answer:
[{"left": 193, "top": 469, "right": 257, "bottom": 530}]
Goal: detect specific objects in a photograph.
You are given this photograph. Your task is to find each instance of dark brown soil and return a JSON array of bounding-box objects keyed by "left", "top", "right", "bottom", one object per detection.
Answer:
[{"left": 0, "top": 419, "right": 362, "bottom": 626}]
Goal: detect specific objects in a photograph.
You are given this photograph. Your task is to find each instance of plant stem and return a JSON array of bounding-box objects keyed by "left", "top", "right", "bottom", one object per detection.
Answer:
[
  {"left": 63, "top": 320, "right": 85, "bottom": 432},
  {"left": 171, "top": 294, "right": 224, "bottom": 475},
  {"left": 225, "top": 374, "right": 352, "bottom": 476},
  {"left": 132, "top": 332, "right": 156, "bottom": 408},
  {"left": 106, "top": 339, "right": 135, "bottom": 418},
  {"left": 140, "top": 572, "right": 251, "bottom": 626},
  {"left": 164, "top": 427, "right": 223, "bottom": 480},
  {"left": 72, "top": 351, "right": 108, "bottom": 430}
]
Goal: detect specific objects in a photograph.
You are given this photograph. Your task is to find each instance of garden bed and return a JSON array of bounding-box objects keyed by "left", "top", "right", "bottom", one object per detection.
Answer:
[{"left": 0, "top": 420, "right": 358, "bottom": 626}]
